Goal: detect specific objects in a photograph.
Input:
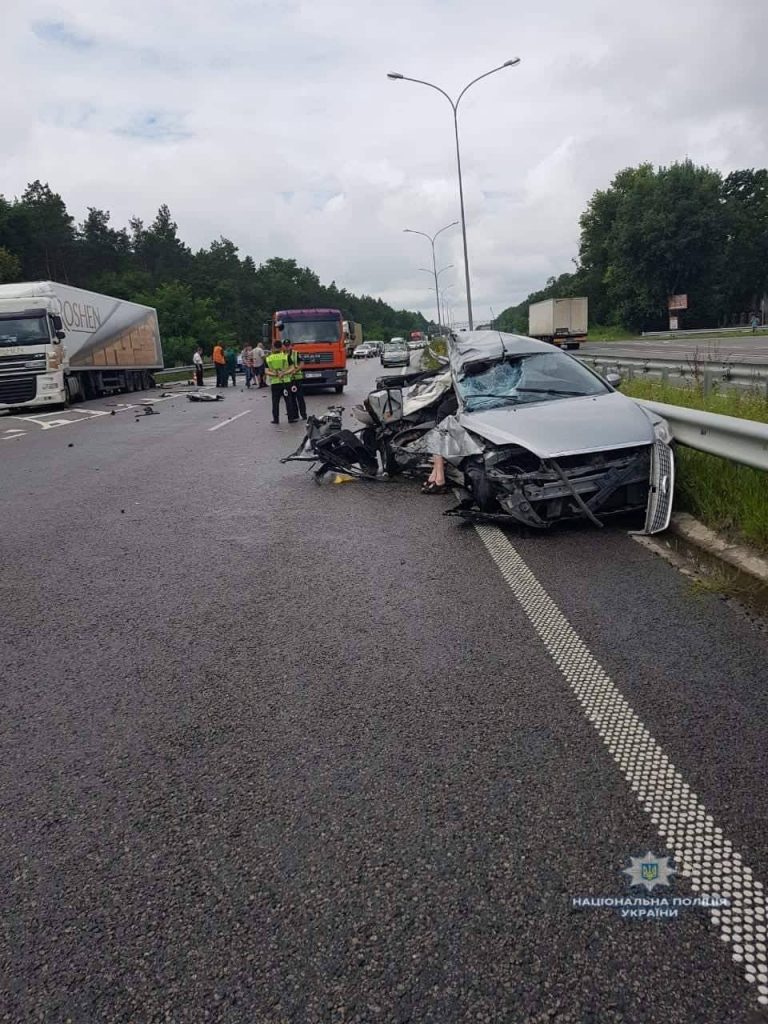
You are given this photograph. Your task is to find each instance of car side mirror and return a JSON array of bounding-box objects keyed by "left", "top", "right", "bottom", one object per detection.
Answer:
[
  {"left": 52, "top": 314, "right": 63, "bottom": 332},
  {"left": 56, "top": 331, "right": 66, "bottom": 341},
  {"left": 606, "top": 371, "right": 622, "bottom": 388}
]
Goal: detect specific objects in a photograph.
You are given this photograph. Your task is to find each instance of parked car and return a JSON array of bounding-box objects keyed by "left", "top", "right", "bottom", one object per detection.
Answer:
[
  {"left": 381, "top": 341, "right": 411, "bottom": 368},
  {"left": 353, "top": 343, "right": 375, "bottom": 359}
]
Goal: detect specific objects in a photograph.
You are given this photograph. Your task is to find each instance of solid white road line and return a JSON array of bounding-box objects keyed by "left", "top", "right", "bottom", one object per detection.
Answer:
[
  {"left": 475, "top": 523, "right": 768, "bottom": 1008},
  {"left": 208, "top": 409, "right": 252, "bottom": 432}
]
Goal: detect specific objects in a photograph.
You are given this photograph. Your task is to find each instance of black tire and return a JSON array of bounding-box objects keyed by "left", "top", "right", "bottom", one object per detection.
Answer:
[{"left": 465, "top": 462, "right": 497, "bottom": 512}]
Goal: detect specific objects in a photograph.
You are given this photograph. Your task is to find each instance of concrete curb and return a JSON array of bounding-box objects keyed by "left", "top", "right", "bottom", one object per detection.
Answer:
[{"left": 668, "top": 512, "right": 768, "bottom": 586}]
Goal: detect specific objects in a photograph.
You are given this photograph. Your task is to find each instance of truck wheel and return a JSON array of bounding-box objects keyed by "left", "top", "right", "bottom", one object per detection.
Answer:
[{"left": 334, "top": 384, "right": 344, "bottom": 394}]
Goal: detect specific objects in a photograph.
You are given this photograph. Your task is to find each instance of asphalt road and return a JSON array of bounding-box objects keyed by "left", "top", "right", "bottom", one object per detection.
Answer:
[
  {"left": 2, "top": 361, "right": 768, "bottom": 1023},
  {"left": 582, "top": 335, "right": 768, "bottom": 364}
]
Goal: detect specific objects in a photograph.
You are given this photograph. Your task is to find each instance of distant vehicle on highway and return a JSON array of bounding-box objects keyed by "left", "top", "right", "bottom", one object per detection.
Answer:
[
  {"left": 366, "top": 340, "right": 384, "bottom": 355},
  {"left": 343, "top": 319, "right": 363, "bottom": 356},
  {"left": 528, "top": 297, "right": 587, "bottom": 350},
  {"left": 353, "top": 343, "right": 376, "bottom": 359},
  {"left": 381, "top": 341, "right": 411, "bottom": 368}
]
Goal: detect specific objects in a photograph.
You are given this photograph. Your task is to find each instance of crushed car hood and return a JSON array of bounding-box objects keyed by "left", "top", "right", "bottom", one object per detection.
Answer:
[{"left": 458, "top": 391, "right": 655, "bottom": 457}]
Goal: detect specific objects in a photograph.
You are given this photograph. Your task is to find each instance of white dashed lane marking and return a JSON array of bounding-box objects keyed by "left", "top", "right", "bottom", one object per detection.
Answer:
[
  {"left": 208, "top": 409, "right": 252, "bottom": 432},
  {"left": 4, "top": 395, "right": 176, "bottom": 437},
  {"left": 476, "top": 523, "right": 768, "bottom": 1008}
]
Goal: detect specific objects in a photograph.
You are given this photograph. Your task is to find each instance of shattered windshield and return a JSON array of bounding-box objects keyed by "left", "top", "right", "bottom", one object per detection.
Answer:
[
  {"left": 458, "top": 352, "right": 608, "bottom": 411},
  {"left": 0, "top": 316, "right": 50, "bottom": 347}
]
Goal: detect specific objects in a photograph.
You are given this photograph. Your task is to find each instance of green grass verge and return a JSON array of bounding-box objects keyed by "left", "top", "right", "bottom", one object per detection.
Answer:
[
  {"left": 586, "top": 325, "right": 637, "bottom": 342},
  {"left": 622, "top": 379, "right": 768, "bottom": 552}
]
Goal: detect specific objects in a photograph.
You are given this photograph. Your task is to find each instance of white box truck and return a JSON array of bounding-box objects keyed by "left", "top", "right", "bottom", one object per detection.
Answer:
[
  {"left": 343, "top": 319, "right": 363, "bottom": 356},
  {"left": 528, "top": 297, "right": 588, "bottom": 350},
  {"left": 0, "top": 281, "right": 163, "bottom": 411}
]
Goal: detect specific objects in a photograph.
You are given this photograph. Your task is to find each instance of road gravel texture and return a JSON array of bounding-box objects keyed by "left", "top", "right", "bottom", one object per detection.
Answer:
[{"left": 2, "top": 363, "right": 768, "bottom": 1023}]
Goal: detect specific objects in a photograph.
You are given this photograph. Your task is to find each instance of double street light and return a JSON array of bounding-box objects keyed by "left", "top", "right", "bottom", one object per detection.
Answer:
[
  {"left": 388, "top": 59, "right": 521, "bottom": 331},
  {"left": 420, "top": 265, "right": 453, "bottom": 332},
  {"left": 403, "top": 223, "right": 457, "bottom": 330}
]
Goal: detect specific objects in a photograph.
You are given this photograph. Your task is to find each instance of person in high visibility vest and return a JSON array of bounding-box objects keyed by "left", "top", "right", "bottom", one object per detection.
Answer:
[
  {"left": 284, "top": 341, "right": 307, "bottom": 420},
  {"left": 265, "top": 341, "right": 298, "bottom": 424}
]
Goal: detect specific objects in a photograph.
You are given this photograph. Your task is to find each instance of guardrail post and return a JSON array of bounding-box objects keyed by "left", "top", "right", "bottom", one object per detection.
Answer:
[
  {"left": 703, "top": 368, "right": 712, "bottom": 397},
  {"left": 661, "top": 367, "right": 669, "bottom": 384}
]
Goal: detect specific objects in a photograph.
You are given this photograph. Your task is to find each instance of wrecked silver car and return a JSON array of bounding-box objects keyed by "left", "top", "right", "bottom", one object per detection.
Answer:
[{"left": 285, "top": 331, "right": 675, "bottom": 534}]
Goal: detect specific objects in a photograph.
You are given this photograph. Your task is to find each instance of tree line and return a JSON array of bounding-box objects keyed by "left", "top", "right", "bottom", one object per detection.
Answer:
[
  {"left": 497, "top": 162, "right": 768, "bottom": 334},
  {"left": 0, "top": 181, "right": 430, "bottom": 364}
]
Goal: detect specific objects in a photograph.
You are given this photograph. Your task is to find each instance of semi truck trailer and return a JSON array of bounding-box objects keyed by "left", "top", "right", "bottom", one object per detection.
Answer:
[
  {"left": 528, "top": 297, "right": 588, "bottom": 350},
  {"left": 0, "top": 281, "right": 162, "bottom": 411}
]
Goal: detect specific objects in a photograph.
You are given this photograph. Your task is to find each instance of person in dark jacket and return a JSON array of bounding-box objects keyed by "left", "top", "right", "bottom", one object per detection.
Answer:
[
  {"left": 225, "top": 346, "right": 238, "bottom": 387},
  {"left": 284, "top": 341, "right": 307, "bottom": 420}
]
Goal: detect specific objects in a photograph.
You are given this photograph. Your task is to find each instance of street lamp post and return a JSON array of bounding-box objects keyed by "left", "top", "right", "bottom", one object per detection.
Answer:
[
  {"left": 404, "top": 223, "right": 457, "bottom": 331},
  {"left": 388, "top": 59, "right": 521, "bottom": 331},
  {"left": 419, "top": 265, "right": 453, "bottom": 333}
]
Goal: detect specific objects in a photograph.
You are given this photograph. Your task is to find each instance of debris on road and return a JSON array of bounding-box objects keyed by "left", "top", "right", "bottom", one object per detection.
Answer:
[{"left": 187, "top": 392, "right": 224, "bottom": 403}]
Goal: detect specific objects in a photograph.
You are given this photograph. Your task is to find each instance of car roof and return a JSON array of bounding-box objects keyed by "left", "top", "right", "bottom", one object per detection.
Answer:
[{"left": 448, "top": 329, "right": 555, "bottom": 376}]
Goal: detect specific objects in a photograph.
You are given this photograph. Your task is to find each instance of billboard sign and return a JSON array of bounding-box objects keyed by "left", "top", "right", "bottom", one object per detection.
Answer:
[{"left": 668, "top": 294, "right": 688, "bottom": 311}]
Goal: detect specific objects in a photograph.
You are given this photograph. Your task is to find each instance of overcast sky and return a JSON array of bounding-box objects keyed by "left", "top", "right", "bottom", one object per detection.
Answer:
[{"left": 4, "top": 0, "right": 768, "bottom": 322}]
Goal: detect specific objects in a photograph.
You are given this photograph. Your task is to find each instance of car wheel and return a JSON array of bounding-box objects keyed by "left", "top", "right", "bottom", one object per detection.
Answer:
[{"left": 465, "top": 463, "right": 497, "bottom": 512}]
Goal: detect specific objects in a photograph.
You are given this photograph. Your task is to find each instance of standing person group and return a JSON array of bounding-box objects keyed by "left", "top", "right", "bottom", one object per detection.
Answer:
[
  {"left": 239, "top": 341, "right": 268, "bottom": 388},
  {"left": 208, "top": 338, "right": 302, "bottom": 413}
]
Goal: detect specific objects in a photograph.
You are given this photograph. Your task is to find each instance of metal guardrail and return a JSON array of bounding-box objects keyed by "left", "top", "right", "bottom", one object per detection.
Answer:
[
  {"left": 581, "top": 354, "right": 768, "bottom": 396},
  {"left": 635, "top": 400, "right": 768, "bottom": 472},
  {"left": 641, "top": 325, "right": 768, "bottom": 338},
  {"left": 155, "top": 363, "right": 213, "bottom": 381}
]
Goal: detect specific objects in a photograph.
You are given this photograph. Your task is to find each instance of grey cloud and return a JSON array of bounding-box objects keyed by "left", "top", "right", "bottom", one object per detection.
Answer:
[{"left": 5, "top": 0, "right": 768, "bottom": 318}]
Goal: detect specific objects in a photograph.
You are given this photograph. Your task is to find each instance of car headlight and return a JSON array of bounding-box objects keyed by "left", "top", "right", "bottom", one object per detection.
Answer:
[{"left": 652, "top": 417, "right": 672, "bottom": 444}]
